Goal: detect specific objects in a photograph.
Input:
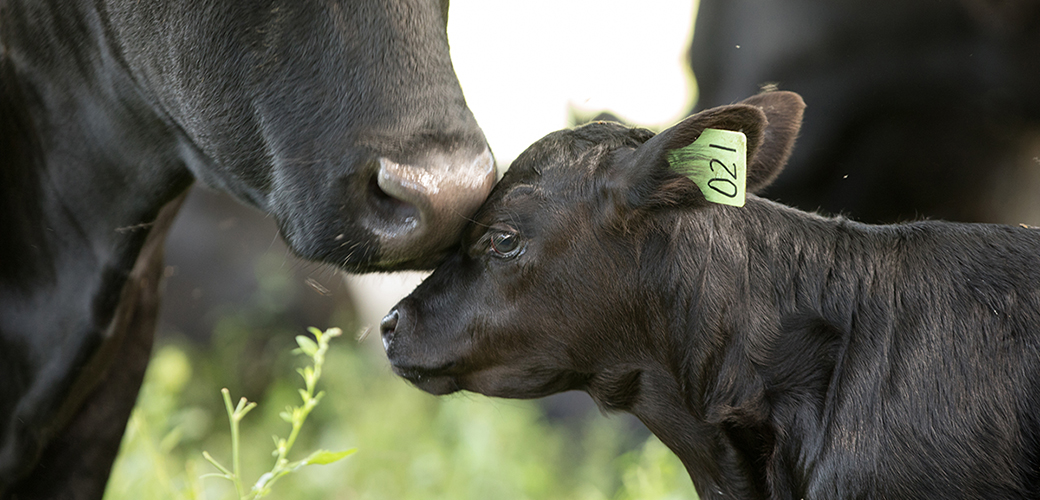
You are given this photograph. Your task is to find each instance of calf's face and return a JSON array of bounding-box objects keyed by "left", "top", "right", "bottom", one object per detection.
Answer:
[
  {"left": 381, "top": 124, "right": 656, "bottom": 398},
  {"left": 381, "top": 92, "right": 804, "bottom": 400}
]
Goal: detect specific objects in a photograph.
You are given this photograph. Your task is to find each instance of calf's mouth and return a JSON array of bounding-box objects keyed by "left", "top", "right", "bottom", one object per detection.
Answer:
[
  {"left": 380, "top": 308, "right": 462, "bottom": 395},
  {"left": 390, "top": 365, "right": 460, "bottom": 396}
]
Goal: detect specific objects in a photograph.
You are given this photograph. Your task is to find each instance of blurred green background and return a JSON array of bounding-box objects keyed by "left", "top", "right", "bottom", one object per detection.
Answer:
[{"left": 103, "top": 257, "right": 699, "bottom": 500}]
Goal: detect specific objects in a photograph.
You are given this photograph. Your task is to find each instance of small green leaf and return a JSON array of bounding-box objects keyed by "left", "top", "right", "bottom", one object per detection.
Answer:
[
  {"left": 295, "top": 335, "right": 319, "bottom": 357},
  {"left": 202, "top": 451, "right": 233, "bottom": 477},
  {"left": 303, "top": 448, "right": 357, "bottom": 465},
  {"left": 279, "top": 410, "right": 292, "bottom": 423},
  {"left": 307, "top": 326, "right": 323, "bottom": 337},
  {"left": 297, "top": 366, "right": 315, "bottom": 386}
]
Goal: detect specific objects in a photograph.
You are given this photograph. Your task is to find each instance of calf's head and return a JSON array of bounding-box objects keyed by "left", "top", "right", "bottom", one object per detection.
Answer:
[{"left": 381, "top": 91, "right": 804, "bottom": 399}]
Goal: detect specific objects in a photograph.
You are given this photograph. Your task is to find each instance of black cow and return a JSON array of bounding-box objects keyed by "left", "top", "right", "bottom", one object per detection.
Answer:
[
  {"left": 0, "top": 0, "right": 494, "bottom": 497},
  {"left": 381, "top": 91, "right": 1040, "bottom": 499},
  {"left": 691, "top": 0, "right": 1040, "bottom": 224}
]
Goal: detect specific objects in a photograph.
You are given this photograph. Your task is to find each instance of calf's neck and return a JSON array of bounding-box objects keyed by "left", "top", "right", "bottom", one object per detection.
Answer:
[{"left": 381, "top": 91, "right": 1040, "bottom": 499}]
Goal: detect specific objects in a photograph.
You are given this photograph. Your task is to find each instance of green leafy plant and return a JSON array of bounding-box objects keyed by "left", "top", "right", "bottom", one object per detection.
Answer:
[
  {"left": 107, "top": 320, "right": 698, "bottom": 500},
  {"left": 202, "top": 327, "right": 355, "bottom": 499}
]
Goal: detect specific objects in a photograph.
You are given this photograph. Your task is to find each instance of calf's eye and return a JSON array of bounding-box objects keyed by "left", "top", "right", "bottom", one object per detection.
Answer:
[{"left": 490, "top": 231, "right": 522, "bottom": 257}]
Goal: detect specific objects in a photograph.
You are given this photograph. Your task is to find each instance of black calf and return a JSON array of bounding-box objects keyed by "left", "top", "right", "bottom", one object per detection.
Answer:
[{"left": 382, "top": 91, "right": 1040, "bottom": 499}]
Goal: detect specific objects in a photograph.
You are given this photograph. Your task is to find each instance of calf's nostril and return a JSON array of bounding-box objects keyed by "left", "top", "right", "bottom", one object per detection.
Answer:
[
  {"left": 380, "top": 309, "right": 400, "bottom": 351},
  {"left": 381, "top": 309, "right": 399, "bottom": 333}
]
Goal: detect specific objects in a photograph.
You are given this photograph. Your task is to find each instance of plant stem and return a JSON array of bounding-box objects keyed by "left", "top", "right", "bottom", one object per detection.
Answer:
[
  {"left": 221, "top": 389, "right": 244, "bottom": 498},
  {"left": 203, "top": 328, "right": 347, "bottom": 499},
  {"left": 221, "top": 388, "right": 256, "bottom": 499}
]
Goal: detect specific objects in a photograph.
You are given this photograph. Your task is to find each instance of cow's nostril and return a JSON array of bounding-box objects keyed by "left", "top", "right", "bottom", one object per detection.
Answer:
[
  {"left": 367, "top": 176, "right": 419, "bottom": 225},
  {"left": 380, "top": 309, "right": 400, "bottom": 351},
  {"left": 371, "top": 149, "right": 494, "bottom": 264}
]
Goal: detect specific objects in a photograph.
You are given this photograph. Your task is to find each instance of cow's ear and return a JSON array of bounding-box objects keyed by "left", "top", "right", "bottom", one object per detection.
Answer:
[{"left": 614, "top": 91, "right": 804, "bottom": 215}]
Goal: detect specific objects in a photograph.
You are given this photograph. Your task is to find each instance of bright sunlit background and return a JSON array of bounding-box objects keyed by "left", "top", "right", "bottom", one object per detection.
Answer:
[
  {"left": 449, "top": 0, "right": 698, "bottom": 165},
  {"left": 346, "top": 0, "right": 699, "bottom": 330}
]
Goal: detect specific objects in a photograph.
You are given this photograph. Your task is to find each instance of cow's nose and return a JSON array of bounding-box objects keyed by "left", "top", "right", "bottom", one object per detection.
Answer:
[
  {"left": 380, "top": 308, "right": 400, "bottom": 352},
  {"left": 373, "top": 148, "right": 495, "bottom": 265}
]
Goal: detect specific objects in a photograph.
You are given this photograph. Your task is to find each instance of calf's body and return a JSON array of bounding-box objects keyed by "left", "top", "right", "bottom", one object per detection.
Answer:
[{"left": 381, "top": 91, "right": 1040, "bottom": 499}]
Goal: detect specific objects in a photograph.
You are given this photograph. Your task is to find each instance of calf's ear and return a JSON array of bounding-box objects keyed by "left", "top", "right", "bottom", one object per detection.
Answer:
[
  {"left": 738, "top": 91, "right": 805, "bottom": 191},
  {"left": 616, "top": 91, "right": 804, "bottom": 213}
]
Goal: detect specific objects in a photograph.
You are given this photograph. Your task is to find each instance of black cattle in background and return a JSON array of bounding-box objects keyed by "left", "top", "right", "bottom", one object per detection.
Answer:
[
  {"left": 690, "top": 0, "right": 1040, "bottom": 224},
  {"left": 0, "top": 0, "right": 494, "bottom": 497}
]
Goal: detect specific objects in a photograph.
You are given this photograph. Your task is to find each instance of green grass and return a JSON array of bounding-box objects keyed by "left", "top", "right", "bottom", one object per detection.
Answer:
[{"left": 105, "top": 320, "right": 699, "bottom": 500}]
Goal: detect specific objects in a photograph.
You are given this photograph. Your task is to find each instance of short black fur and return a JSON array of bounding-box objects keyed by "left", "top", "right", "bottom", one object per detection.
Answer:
[{"left": 383, "top": 91, "right": 1040, "bottom": 499}]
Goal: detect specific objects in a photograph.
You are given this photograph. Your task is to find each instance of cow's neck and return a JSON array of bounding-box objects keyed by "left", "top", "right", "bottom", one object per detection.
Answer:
[
  {"left": 1, "top": 0, "right": 193, "bottom": 338},
  {"left": 0, "top": 5, "right": 192, "bottom": 484}
]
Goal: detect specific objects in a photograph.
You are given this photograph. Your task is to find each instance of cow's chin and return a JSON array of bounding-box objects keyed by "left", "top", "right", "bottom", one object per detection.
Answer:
[{"left": 276, "top": 221, "right": 450, "bottom": 273}]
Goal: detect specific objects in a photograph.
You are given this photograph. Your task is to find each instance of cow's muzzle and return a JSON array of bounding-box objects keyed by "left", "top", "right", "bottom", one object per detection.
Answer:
[{"left": 369, "top": 147, "right": 495, "bottom": 267}]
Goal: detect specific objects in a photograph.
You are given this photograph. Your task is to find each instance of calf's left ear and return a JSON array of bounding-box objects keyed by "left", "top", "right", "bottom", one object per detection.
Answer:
[{"left": 616, "top": 91, "right": 804, "bottom": 211}]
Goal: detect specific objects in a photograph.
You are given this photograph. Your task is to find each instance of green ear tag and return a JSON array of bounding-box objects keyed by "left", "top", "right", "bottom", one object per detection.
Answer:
[{"left": 666, "top": 128, "right": 747, "bottom": 207}]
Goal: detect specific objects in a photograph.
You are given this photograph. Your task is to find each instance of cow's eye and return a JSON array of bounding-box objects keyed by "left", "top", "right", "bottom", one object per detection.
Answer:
[{"left": 490, "top": 231, "right": 522, "bottom": 258}]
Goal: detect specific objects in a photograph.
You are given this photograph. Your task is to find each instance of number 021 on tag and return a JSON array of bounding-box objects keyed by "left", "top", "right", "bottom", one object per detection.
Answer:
[{"left": 666, "top": 128, "right": 747, "bottom": 207}]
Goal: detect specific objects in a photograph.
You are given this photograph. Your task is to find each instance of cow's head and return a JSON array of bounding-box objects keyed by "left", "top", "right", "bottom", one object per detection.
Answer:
[
  {"left": 380, "top": 91, "right": 804, "bottom": 399},
  {"left": 105, "top": 0, "right": 493, "bottom": 271}
]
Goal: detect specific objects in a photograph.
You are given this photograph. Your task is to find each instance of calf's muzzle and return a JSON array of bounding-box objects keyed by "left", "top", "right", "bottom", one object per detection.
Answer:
[{"left": 379, "top": 305, "right": 461, "bottom": 395}]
